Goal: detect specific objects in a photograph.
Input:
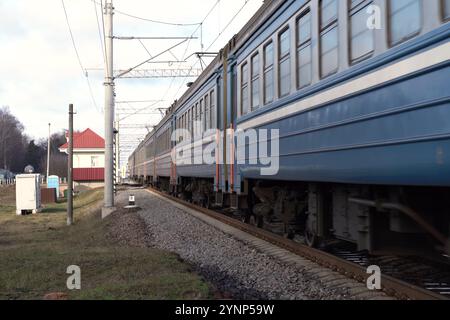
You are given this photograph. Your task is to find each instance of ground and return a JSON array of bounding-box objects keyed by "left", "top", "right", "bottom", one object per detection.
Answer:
[{"left": 0, "top": 185, "right": 210, "bottom": 300}]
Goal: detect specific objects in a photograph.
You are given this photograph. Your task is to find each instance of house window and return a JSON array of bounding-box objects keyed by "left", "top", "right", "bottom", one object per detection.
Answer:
[
  {"left": 297, "top": 10, "right": 312, "bottom": 89},
  {"left": 91, "top": 156, "right": 99, "bottom": 168},
  {"left": 241, "top": 62, "right": 249, "bottom": 115},
  {"left": 388, "top": 0, "right": 421, "bottom": 46},
  {"left": 251, "top": 53, "right": 260, "bottom": 110},
  {"left": 320, "top": 0, "right": 339, "bottom": 78},
  {"left": 278, "top": 28, "right": 291, "bottom": 97},
  {"left": 263, "top": 42, "right": 274, "bottom": 104},
  {"left": 350, "top": 0, "right": 374, "bottom": 63}
]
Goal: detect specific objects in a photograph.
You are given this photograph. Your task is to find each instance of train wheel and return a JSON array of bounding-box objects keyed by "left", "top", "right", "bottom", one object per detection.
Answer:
[
  {"left": 304, "top": 228, "right": 318, "bottom": 247},
  {"left": 249, "top": 215, "right": 263, "bottom": 228}
]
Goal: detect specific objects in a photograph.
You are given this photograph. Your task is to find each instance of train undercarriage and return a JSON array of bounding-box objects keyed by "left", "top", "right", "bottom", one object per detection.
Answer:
[
  {"left": 240, "top": 180, "right": 450, "bottom": 258},
  {"left": 144, "top": 175, "right": 449, "bottom": 258}
]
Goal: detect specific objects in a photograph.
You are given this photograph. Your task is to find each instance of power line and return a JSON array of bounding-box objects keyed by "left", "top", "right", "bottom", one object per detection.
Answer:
[
  {"left": 61, "top": 0, "right": 102, "bottom": 113},
  {"left": 93, "top": 0, "right": 106, "bottom": 64},
  {"left": 161, "top": 0, "right": 222, "bottom": 104},
  {"left": 170, "top": 0, "right": 253, "bottom": 102},
  {"left": 115, "top": 9, "right": 201, "bottom": 27},
  {"left": 206, "top": 0, "right": 251, "bottom": 51},
  {"left": 90, "top": 0, "right": 201, "bottom": 26}
]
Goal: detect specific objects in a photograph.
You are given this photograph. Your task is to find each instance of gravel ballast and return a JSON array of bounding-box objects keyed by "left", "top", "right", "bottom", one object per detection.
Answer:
[{"left": 115, "top": 189, "right": 365, "bottom": 300}]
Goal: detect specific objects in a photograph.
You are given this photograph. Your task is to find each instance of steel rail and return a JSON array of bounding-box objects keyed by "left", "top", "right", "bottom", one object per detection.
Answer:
[{"left": 147, "top": 187, "right": 448, "bottom": 301}]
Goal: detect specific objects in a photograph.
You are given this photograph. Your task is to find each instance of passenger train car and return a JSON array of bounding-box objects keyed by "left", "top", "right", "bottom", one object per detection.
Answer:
[{"left": 129, "top": 0, "right": 450, "bottom": 256}]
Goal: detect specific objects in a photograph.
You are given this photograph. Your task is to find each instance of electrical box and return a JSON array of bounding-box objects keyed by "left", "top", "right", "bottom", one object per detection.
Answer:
[
  {"left": 16, "top": 174, "right": 42, "bottom": 215},
  {"left": 47, "top": 175, "right": 60, "bottom": 199}
]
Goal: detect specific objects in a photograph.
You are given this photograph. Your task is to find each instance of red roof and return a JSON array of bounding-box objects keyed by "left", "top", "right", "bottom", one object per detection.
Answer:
[
  {"left": 60, "top": 128, "right": 104, "bottom": 149},
  {"left": 73, "top": 168, "right": 104, "bottom": 181}
]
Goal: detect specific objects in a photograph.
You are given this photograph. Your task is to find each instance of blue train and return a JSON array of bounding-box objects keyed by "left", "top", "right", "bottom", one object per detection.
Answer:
[{"left": 129, "top": 0, "right": 450, "bottom": 256}]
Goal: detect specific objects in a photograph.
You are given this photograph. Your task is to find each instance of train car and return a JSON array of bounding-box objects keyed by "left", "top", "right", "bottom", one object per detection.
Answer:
[
  {"left": 154, "top": 114, "right": 173, "bottom": 191},
  {"left": 142, "top": 131, "right": 156, "bottom": 185},
  {"left": 172, "top": 61, "right": 219, "bottom": 206},
  {"left": 129, "top": 0, "right": 450, "bottom": 257}
]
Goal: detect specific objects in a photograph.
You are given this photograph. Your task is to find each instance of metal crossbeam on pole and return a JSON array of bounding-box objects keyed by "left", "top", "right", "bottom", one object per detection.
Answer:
[
  {"left": 115, "top": 68, "right": 203, "bottom": 79},
  {"left": 114, "top": 36, "right": 197, "bottom": 40},
  {"left": 119, "top": 124, "right": 155, "bottom": 129},
  {"left": 115, "top": 39, "right": 192, "bottom": 79}
]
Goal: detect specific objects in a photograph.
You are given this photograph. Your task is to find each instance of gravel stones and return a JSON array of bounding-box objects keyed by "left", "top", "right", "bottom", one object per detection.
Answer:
[{"left": 115, "top": 190, "right": 355, "bottom": 300}]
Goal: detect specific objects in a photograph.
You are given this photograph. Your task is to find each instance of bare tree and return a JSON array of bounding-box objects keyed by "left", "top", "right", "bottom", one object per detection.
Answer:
[{"left": 0, "top": 106, "right": 26, "bottom": 171}]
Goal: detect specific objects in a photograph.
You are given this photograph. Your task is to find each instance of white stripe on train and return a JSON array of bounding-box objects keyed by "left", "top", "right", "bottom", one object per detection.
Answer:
[{"left": 238, "top": 42, "right": 450, "bottom": 131}]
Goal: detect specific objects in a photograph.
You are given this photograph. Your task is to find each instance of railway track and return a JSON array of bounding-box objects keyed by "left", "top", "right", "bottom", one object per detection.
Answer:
[
  {"left": 327, "top": 246, "right": 450, "bottom": 297},
  {"left": 147, "top": 187, "right": 448, "bottom": 300}
]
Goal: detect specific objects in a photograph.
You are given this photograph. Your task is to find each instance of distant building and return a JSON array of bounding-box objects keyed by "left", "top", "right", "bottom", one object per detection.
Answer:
[
  {"left": 59, "top": 128, "right": 105, "bottom": 188},
  {"left": 0, "top": 169, "right": 14, "bottom": 183}
]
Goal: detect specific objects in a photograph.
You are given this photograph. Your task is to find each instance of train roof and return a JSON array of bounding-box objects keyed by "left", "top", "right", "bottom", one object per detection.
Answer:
[{"left": 130, "top": 0, "right": 284, "bottom": 159}]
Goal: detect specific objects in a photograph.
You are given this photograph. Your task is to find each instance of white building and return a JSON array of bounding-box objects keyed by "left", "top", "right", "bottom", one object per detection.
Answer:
[{"left": 59, "top": 128, "right": 105, "bottom": 188}]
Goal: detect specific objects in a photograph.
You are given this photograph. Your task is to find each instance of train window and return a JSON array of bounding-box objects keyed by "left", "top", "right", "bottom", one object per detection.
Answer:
[
  {"left": 296, "top": 10, "right": 312, "bottom": 89},
  {"left": 205, "top": 94, "right": 210, "bottom": 130},
  {"left": 444, "top": 0, "right": 450, "bottom": 20},
  {"left": 241, "top": 62, "right": 249, "bottom": 115},
  {"left": 188, "top": 108, "right": 192, "bottom": 136},
  {"left": 210, "top": 90, "right": 216, "bottom": 129},
  {"left": 263, "top": 42, "right": 274, "bottom": 104},
  {"left": 350, "top": 0, "right": 374, "bottom": 63},
  {"left": 251, "top": 53, "right": 260, "bottom": 110},
  {"left": 278, "top": 28, "right": 291, "bottom": 98},
  {"left": 388, "top": 0, "right": 421, "bottom": 46},
  {"left": 320, "top": 0, "right": 339, "bottom": 78},
  {"left": 195, "top": 103, "right": 199, "bottom": 136},
  {"left": 321, "top": 0, "right": 338, "bottom": 27},
  {"left": 200, "top": 99, "right": 204, "bottom": 132},
  {"left": 168, "top": 129, "right": 171, "bottom": 150},
  {"left": 191, "top": 107, "right": 194, "bottom": 135}
]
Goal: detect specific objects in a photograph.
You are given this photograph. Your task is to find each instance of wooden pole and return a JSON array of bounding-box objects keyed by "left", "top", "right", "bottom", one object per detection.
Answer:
[
  {"left": 67, "top": 104, "right": 74, "bottom": 226},
  {"left": 47, "top": 123, "right": 51, "bottom": 182}
]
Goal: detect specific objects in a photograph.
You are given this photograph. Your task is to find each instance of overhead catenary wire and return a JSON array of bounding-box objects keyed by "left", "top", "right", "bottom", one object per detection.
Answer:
[
  {"left": 206, "top": 0, "right": 251, "bottom": 51},
  {"left": 89, "top": 0, "right": 201, "bottom": 26},
  {"left": 93, "top": 0, "right": 106, "bottom": 64},
  {"left": 160, "top": 0, "right": 222, "bottom": 104},
  {"left": 170, "top": 0, "right": 253, "bottom": 103},
  {"left": 61, "top": 0, "right": 102, "bottom": 114}
]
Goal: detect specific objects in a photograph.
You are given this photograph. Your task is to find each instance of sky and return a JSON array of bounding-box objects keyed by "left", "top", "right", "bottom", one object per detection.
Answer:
[{"left": 0, "top": 0, "right": 264, "bottom": 165}]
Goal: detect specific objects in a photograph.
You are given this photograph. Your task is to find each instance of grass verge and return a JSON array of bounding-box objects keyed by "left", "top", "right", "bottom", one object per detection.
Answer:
[{"left": 0, "top": 187, "right": 210, "bottom": 300}]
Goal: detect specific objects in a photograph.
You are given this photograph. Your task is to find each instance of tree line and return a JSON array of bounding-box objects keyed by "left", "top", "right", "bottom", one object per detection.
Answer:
[{"left": 0, "top": 106, "right": 67, "bottom": 178}]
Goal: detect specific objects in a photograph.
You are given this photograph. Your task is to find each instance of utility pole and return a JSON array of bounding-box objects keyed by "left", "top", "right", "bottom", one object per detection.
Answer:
[
  {"left": 67, "top": 104, "right": 74, "bottom": 226},
  {"left": 103, "top": 0, "right": 115, "bottom": 216},
  {"left": 114, "top": 120, "right": 120, "bottom": 186},
  {"left": 46, "top": 123, "right": 51, "bottom": 182}
]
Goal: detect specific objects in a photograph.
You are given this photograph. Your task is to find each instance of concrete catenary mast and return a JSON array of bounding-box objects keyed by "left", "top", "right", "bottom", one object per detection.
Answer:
[{"left": 103, "top": 0, "right": 115, "bottom": 216}]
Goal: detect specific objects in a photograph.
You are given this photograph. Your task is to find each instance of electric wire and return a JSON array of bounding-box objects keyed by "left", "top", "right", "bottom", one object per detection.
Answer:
[
  {"left": 170, "top": 0, "right": 252, "bottom": 103},
  {"left": 90, "top": 0, "right": 201, "bottom": 26},
  {"left": 93, "top": 0, "right": 106, "bottom": 64},
  {"left": 61, "top": 0, "right": 102, "bottom": 114},
  {"left": 163, "top": 0, "right": 222, "bottom": 105}
]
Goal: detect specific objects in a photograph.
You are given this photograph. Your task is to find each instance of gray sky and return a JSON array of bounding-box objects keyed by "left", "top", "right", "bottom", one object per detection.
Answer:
[{"left": 0, "top": 0, "right": 263, "bottom": 162}]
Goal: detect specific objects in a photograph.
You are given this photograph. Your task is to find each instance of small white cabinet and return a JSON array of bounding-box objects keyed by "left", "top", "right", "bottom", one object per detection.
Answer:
[{"left": 15, "top": 174, "right": 42, "bottom": 215}]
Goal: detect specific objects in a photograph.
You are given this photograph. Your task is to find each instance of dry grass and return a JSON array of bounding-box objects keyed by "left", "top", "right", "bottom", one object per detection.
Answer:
[{"left": 0, "top": 187, "right": 210, "bottom": 300}]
